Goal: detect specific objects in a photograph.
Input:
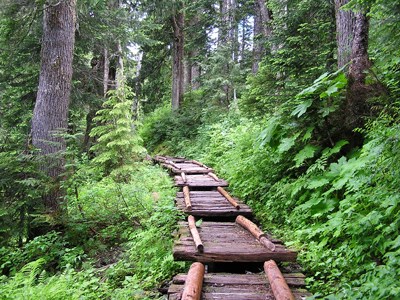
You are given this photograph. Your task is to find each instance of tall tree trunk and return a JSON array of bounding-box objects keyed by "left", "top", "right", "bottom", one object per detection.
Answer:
[
  {"left": 252, "top": 1, "right": 264, "bottom": 73},
  {"left": 257, "top": 0, "right": 273, "bottom": 38},
  {"left": 346, "top": 11, "right": 371, "bottom": 128},
  {"left": 335, "top": 0, "right": 355, "bottom": 69},
  {"left": 103, "top": 47, "right": 110, "bottom": 96},
  {"left": 172, "top": 12, "right": 185, "bottom": 110},
  {"left": 31, "top": 0, "right": 76, "bottom": 213}
]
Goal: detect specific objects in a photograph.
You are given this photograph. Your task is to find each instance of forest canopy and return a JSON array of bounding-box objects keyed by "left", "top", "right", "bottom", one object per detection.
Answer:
[{"left": 0, "top": 0, "right": 399, "bottom": 299}]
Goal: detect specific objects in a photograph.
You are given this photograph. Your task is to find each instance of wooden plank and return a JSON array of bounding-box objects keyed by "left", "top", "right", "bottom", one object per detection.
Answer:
[
  {"left": 175, "top": 174, "right": 228, "bottom": 187},
  {"left": 175, "top": 191, "right": 252, "bottom": 217},
  {"left": 168, "top": 273, "right": 312, "bottom": 300},
  {"left": 173, "top": 222, "right": 297, "bottom": 263},
  {"left": 172, "top": 273, "right": 307, "bottom": 287}
]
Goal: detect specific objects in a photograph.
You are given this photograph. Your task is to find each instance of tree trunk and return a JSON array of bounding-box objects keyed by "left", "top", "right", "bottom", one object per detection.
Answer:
[
  {"left": 346, "top": 11, "right": 371, "bottom": 128},
  {"left": 172, "top": 12, "right": 185, "bottom": 110},
  {"left": 335, "top": 0, "right": 355, "bottom": 69},
  {"left": 31, "top": 0, "right": 76, "bottom": 213},
  {"left": 252, "top": 1, "right": 264, "bottom": 73},
  {"left": 257, "top": 0, "right": 273, "bottom": 38}
]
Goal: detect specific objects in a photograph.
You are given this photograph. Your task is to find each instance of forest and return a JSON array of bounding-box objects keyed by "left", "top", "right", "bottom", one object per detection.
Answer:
[{"left": 0, "top": 0, "right": 399, "bottom": 299}]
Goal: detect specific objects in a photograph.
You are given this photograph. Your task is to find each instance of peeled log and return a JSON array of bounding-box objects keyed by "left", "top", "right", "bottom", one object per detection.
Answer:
[
  {"left": 217, "top": 187, "right": 240, "bottom": 209},
  {"left": 191, "top": 160, "right": 209, "bottom": 168},
  {"left": 181, "top": 172, "right": 187, "bottom": 183},
  {"left": 264, "top": 260, "right": 295, "bottom": 300},
  {"left": 188, "top": 215, "right": 204, "bottom": 252},
  {"left": 236, "top": 215, "right": 275, "bottom": 251},
  {"left": 183, "top": 186, "right": 192, "bottom": 210},
  {"left": 181, "top": 262, "right": 205, "bottom": 300},
  {"left": 208, "top": 172, "right": 219, "bottom": 181}
]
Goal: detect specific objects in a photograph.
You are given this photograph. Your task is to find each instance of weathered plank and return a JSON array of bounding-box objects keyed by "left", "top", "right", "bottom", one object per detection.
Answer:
[
  {"left": 175, "top": 174, "right": 228, "bottom": 187},
  {"left": 168, "top": 273, "right": 312, "bottom": 300},
  {"left": 175, "top": 191, "right": 252, "bottom": 218},
  {"left": 174, "top": 222, "right": 297, "bottom": 263}
]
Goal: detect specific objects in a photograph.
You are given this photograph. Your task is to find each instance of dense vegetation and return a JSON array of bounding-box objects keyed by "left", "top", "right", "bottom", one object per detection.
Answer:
[{"left": 1, "top": 0, "right": 399, "bottom": 299}]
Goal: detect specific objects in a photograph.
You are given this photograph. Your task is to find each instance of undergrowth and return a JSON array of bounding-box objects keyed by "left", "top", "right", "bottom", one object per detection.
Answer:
[{"left": 0, "top": 163, "right": 185, "bottom": 299}]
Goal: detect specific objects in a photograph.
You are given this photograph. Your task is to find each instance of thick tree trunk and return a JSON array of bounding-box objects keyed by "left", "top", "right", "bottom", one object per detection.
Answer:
[
  {"left": 335, "top": 0, "right": 355, "bottom": 69},
  {"left": 172, "top": 12, "right": 185, "bottom": 110},
  {"left": 31, "top": 0, "right": 76, "bottom": 213},
  {"left": 346, "top": 12, "right": 371, "bottom": 128}
]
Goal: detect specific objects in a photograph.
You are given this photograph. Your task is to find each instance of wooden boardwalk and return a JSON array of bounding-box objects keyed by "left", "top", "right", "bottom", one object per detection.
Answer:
[
  {"left": 175, "top": 191, "right": 252, "bottom": 218},
  {"left": 154, "top": 156, "right": 312, "bottom": 299},
  {"left": 168, "top": 273, "right": 312, "bottom": 300},
  {"left": 174, "top": 221, "right": 297, "bottom": 262}
]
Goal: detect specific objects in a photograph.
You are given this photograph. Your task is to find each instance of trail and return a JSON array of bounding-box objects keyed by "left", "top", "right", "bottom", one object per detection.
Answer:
[{"left": 155, "top": 156, "right": 312, "bottom": 299}]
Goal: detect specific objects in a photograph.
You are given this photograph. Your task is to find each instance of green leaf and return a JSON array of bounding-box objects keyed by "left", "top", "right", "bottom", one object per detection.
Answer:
[
  {"left": 195, "top": 219, "right": 203, "bottom": 228},
  {"left": 291, "top": 99, "right": 313, "bottom": 118},
  {"left": 294, "top": 145, "right": 320, "bottom": 167},
  {"left": 277, "top": 134, "right": 299, "bottom": 153}
]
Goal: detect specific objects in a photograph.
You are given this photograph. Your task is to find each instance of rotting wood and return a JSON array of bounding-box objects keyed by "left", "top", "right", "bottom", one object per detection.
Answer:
[
  {"left": 264, "top": 260, "right": 295, "bottom": 300},
  {"left": 236, "top": 215, "right": 275, "bottom": 251},
  {"left": 208, "top": 172, "right": 219, "bottom": 181},
  {"left": 181, "top": 172, "right": 187, "bottom": 183},
  {"left": 183, "top": 186, "right": 192, "bottom": 210},
  {"left": 188, "top": 215, "right": 204, "bottom": 252},
  {"left": 181, "top": 262, "right": 205, "bottom": 300},
  {"left": 217, "top": 187, "right": 240, "bottom": 209}
]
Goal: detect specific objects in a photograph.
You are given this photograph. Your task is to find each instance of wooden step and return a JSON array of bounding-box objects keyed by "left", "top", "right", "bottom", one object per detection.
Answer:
[
  {"left": 168, "top": 272, "right": 312, "bottom": 300},
  {"left": 174, "top": 221, "right": 297, "bottom": 263},
  {"left": 175, "top": 174, "right": 228, "bottom": 187},
  {"left": 175, "top": 191, "right": 252, "bottom": 218}
]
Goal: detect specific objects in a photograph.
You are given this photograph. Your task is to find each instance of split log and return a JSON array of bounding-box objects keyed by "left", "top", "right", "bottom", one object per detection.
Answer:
[
  {"left": 181, "top": 262, "right": 205, "bottom": 300},
  {"left": 181, "top": 172, "right": 187, "bottom": 183},
  {"left": 183, "top": 186, "right": 192, "bottom": 210},
  {"left": 235, "top": 215, "right": 275, "bottom": 251},
  {"left": 217, "top": 187, "right": 240, "bottom": 209},
  {"left": 264, "top": 260, "right": 295, "bottom": 300},
  {"left": 188, "top": 215, "right": 204, "bottom": 252}
]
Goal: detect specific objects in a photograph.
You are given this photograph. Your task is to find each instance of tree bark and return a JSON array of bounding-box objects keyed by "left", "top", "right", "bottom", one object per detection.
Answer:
[
  {"left": 31, "top": 0, "right": 76, "bottom": 213},
  {"left": 335, "top": 0, "right": 355, "bottom": 69},
  {"left": 172, "top": 12, "right": 185, "bottom": 110}
]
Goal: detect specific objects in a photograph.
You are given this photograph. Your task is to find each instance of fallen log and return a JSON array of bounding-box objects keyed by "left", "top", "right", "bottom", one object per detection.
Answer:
[
  {"left": 264, "top": 260, "right": 295, "bottom": 300},
  {"left": 188, "top": 215, "right": 204, "bottom": 252},
  {"left": 235, "top": 215, "right": 275, "bottom": 251},
  {"left": 183, "top": 186, "right": 192, "bottom": 210},
  {"left": 181, "top": 262, "right": 205, "bottom": 300},
  {"left": 217, "top": 187, "right": 240, "bottom": 209}
]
